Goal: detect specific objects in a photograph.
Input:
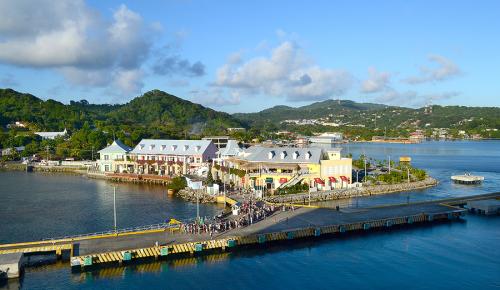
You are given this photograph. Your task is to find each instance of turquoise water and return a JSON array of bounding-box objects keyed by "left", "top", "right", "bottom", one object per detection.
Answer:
[{"left": 1, "top": 141, "right": 499, "bottom": 289}]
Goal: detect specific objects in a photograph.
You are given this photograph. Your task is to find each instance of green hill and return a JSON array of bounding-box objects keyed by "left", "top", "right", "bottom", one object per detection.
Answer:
[
  {"left": 234, "top": 99, "right": 393, "bottom": 124},
  {"left": 0, "top": 89, "right": 245, "bottom": 159}
]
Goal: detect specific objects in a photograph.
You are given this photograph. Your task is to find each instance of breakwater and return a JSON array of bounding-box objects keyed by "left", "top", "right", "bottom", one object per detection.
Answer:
[
  {"left": 266, "top": 177, "right": 438, "bottom": 204},
  {"left": 87, "top": 172, "right": 172, "bottom": 185}
]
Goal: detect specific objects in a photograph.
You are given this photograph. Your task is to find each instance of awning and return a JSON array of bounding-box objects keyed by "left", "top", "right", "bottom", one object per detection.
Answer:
[
  {"left": 340, "top": 176, "right": 349, "bottom": 182},
  {"left": 265, "top": 177, "right": 274, "bottom": 183},
  {"left": 328, "top": 176, "right": 337, "bottom": 182},
  {"left": 279, "top": 177, "right": 288, "bottom": 184},
  {"left": 314, "top": 178, "right": 325, "bottom": 185}
]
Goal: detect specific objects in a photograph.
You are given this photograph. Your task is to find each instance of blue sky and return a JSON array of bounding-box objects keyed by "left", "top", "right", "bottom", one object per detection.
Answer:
[{"left": 0, "top": 0, "right": 499, "bottom": 113}]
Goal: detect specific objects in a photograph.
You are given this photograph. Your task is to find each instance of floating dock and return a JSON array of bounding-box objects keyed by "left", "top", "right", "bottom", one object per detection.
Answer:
[
  {"left": 0, "top": 192, "right": 498, "bottom": 279},
  {"left": 451, "top": 174, "right": 484, "bottom": 184}
]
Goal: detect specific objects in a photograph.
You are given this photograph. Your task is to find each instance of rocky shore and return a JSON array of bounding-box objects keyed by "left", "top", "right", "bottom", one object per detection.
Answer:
[
  {"left": 177, "top": 189, "right": 216, "bottom": 203},
  {"left": 265, "top": 177, "right": 438, "bottom": 204}
]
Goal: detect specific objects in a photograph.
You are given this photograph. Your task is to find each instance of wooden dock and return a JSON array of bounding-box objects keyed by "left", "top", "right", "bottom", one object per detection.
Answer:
[{"left": 0, "top": 192, "right": 498, "bottom": 276}]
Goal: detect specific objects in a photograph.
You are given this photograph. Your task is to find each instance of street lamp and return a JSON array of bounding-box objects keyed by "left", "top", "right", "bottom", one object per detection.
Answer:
[{"left": 113, "top": 186, "right": 117, "bottom": 232}]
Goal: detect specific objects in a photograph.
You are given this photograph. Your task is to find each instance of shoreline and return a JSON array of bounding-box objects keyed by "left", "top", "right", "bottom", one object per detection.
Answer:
[{"left": 1, "top": 162, "right": 438, "bottom": 203}]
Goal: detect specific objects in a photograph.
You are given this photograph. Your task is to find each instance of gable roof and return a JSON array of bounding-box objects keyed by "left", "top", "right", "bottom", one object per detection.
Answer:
[
  {"left": 98, "top": 139, "right": 132, "bottom": 154},
  {"left": 219, "top": 140, "right": 242, "bottom": 157},
  {"left": 130, "top": 139, "right": 214, "bottom": 155},
  {"left": 237, "top": 146, "right": 323, "bottom": 164}
]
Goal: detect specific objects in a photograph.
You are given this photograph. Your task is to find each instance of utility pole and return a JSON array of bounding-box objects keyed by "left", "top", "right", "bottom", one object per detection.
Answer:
[
  {"left": 196, "top": 190, "right": 200, "bottom": 222},
  {"left": 407, "top": 166, "right": 410, "bottom": 184},
  {"left": 113, "top": 187, "right": 117, "bottom": 232},
  {"left": 364, "top": 158, "right": 367, "bottom": 183},
  {"left": 388, "top": 156, "right": 391, "bottom": 173}
]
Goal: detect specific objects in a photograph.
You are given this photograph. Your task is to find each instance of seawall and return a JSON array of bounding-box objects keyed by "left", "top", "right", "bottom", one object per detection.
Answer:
[{"left": 265, "top": 177, "right": 438, "bottom": 204}]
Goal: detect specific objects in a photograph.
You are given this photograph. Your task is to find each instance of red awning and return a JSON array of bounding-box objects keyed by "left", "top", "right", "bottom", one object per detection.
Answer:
[
  {"left": 314, "top": 178, "right": 325, "bottom": 185},
  {"left": 279, "top": 178, "right": 288, "bottom": 184},
  {"left": 328, "top": 176, "right": 337, "bottom": 182},
  {"left": 340, "top": 176, "right": 349, "bottom": 182}
]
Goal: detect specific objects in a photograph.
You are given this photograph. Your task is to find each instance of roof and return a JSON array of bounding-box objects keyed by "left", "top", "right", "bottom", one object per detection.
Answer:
[
  {"left": 34, "top": 129, "right": 67, "bottom": 138},
  {"left": 219, "top": 140, "right": 242, "bottom": 157},
  {"left": 130, "top": 139, "right": 213, "bottom": 155},
  {"left": 237, "top": 146, "right": 323, "bottom": 164},
  {"left": 98, "top": 140, "right": 132, "bottom": 154}
]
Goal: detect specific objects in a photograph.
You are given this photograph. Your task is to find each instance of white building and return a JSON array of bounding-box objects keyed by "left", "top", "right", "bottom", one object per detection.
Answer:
[
  {"left": 128, "top": 139, "right": 218, "bottom": 175},
  {"left": 309, "top": 132, "right": 343, "bottom": 144},
  {"left": 35, "top": 129, "right": 67, "bottom": 140},
  {"left": 97, "top": 140, "right": 132, "bottom": 172}
]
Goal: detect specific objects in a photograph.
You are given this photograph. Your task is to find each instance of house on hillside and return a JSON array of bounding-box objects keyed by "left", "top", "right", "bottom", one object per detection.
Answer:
[
  {"left": 35, "top": 129, "right": 68, "bottom": 140},
  {"left": 97, "top": 140, "right": 132, "bottom": 172}
]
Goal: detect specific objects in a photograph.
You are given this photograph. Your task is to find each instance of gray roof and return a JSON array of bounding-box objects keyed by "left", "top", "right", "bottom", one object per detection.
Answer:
[
  {"left": 219, "top": 140, "right": 242, "bottom": 157},
  {"left": 98, "top": 140, "right": 132, "bottom": 154},
  {"left": 130, "top": 139, "right": 212, "bottom": 155},
  {"left": 238, "top": 146, "right": 323, "bottom": 164}
]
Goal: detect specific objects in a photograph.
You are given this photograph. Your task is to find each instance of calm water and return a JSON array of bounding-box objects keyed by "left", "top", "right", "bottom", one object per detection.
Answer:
[{"left": 1, "top": 141, "right": 499, "bottom": 289}]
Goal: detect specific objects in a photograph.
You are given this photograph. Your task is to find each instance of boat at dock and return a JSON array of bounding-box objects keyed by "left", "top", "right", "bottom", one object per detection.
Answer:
[{"left": 451, "top": 173, "right": 484, "bottom": 184}]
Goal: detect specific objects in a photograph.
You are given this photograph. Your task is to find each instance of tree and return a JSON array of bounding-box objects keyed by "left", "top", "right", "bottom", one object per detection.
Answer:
[{"left": 206, "top": 164, "right": 214, "bottom": 186}]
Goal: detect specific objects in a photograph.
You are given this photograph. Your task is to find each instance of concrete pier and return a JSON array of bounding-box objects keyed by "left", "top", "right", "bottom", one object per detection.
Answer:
[
  {"left": 0, "top": 253, "right": 23, "bottom": 280},
  {"left": 467, "top": 199, "right": 500, "bottom": 215},
  {"left": 0, "top": 192, "right": 497, "bottom": 274}
]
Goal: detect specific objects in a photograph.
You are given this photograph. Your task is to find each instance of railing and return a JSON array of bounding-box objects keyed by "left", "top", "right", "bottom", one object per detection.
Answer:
[
  {"left": 41, "top": 222, "right": 179, "bottom": 242},
  {"left": 40, "top": 215, "right": 217, "bottom": 242}
]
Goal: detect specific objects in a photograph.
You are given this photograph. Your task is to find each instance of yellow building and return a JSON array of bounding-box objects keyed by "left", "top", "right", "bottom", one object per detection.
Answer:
[{"left": 225, "top": 146, "right": 352, "bottom": 193}]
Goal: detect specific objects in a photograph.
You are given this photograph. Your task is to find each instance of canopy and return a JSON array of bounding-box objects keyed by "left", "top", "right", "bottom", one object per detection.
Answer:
[
  {"left": 328, "top": 176, "right": 337, "bottom": 182},
  {"left": 314, "top": 178, "right": 325, "bottom": 185},
  {"left": 168, "top": 218, "right": 182, "bottom": 225},
  {"left": 340, "top": 176, "right": 349, "bottom": 182}
]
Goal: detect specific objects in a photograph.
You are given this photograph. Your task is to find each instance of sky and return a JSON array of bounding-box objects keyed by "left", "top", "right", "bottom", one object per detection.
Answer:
[{"left": 0, "top": 0, "right": 499, "bottom": 113}]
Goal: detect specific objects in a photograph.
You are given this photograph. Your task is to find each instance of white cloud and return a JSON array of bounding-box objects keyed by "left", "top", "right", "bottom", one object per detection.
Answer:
[
  {"left": 214, "top": 41, "right": 352, "bottom": 102},
  {"left": 113, "top": 69, "right": 144, "bottom": 96},
  {"left": 190, "top": 88, "right": 241, "bottom": 106},
  {"left": 0, "top": 1, "right": 156, "bottom": 96},
  {"left": 361, "top": 67, "right": 391, "bottom": 93},
  {"left": 403, "top": 54, "right": 461, "bottom": 84}
]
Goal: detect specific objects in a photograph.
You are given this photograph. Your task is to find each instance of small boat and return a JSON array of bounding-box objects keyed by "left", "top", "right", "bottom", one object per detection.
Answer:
[{"left": 451, "top": 173, "right": 484, "bottom": 185}]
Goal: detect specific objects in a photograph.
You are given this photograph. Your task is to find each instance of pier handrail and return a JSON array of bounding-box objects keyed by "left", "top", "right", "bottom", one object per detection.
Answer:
[
  {"left": 40, "top": 222, "right": 179, "bottom": 242},
  {"left": 39, "top": 214, "right": 220, "bottom": 243}
]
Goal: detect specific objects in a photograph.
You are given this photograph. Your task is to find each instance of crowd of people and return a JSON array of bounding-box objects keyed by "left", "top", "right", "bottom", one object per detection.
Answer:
[{"left": 178, "top": 199, "right": 282, "bottom": 236}]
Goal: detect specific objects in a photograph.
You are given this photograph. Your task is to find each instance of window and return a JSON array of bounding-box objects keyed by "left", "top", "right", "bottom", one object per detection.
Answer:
[
  {"left": 104, "top": 155, "right": 109, "bottom": 160},
  {"left": 104, "top": 165, "right": 110, "bottom": 172}
]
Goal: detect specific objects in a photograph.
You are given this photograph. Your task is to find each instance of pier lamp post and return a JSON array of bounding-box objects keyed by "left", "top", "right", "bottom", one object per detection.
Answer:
[{"left": 113, "top": 186, "right": 117, "bottom": 232}]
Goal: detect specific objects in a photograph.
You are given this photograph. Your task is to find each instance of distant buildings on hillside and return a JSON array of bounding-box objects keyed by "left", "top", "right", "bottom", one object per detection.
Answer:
[{"left": 35, "top": 129, "right": 67, "bottom": 140}]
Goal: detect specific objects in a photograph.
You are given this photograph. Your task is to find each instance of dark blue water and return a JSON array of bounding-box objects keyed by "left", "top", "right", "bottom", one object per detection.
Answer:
[
  {"left": 0, "top": 173, "right": 223, "bottom": 244},
  {"left": 1, "top": 141, "right": 499, "bottom": 289}
]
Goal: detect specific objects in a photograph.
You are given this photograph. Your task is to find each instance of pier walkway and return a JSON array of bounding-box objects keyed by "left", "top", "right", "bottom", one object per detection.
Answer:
[{"left": 0, "top": 192, "right": 498, "bottom": 275}]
